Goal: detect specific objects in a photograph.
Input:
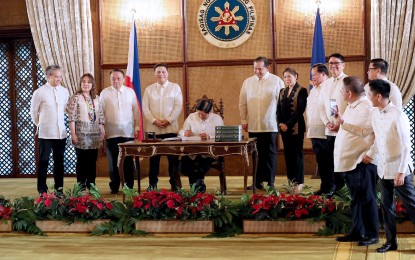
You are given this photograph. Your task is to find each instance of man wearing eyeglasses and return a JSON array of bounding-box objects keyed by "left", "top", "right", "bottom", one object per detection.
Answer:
[
  {"left": 364, "top": 58, "right": 402, "bottom": 110},
  {"left": 318, "top": 53, "right": 348, "bottom": 196}
]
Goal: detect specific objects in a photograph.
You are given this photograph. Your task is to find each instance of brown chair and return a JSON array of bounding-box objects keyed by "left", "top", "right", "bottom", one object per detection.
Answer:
[{"left": 184, "top": 95, "right": 227, "bottom": 194}]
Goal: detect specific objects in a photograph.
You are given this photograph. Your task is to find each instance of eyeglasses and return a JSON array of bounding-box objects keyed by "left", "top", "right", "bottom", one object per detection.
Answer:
[
  {"left": 368, "top": 67, "right": 379, "bottom": 70},
  {"left": 328, "top": 62, "right": 343, "bottom": 66}
]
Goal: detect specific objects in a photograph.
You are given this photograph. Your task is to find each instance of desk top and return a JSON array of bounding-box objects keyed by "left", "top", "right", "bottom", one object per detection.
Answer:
[{"left": 118, "top": 138, "right": 256, "bottom": 148}]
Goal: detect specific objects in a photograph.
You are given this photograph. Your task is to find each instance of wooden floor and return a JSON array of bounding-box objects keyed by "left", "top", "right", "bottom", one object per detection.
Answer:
[{"left": 1, "top": 176, "right": 415, "bottom": 259}]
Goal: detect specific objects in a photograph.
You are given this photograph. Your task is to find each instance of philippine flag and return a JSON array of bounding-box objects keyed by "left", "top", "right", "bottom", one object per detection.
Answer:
[{"left": 125, "top": 18, "right": 144, "bottom": 141}]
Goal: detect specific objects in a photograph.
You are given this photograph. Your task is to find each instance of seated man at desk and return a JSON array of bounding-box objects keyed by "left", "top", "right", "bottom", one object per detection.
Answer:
[{"left": 178, "top": 99, "right": 224, "bottom": 192}]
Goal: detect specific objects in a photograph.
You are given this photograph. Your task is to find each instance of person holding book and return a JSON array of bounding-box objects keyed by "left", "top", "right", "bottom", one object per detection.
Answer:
[{"left": 178, "top": 99, "right": 224, "bottom": 192}]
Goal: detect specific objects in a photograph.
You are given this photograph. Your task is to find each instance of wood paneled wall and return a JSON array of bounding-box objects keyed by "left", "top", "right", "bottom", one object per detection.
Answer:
[{"left": 0, "top": 0, "right": 371, "bottom": 177}]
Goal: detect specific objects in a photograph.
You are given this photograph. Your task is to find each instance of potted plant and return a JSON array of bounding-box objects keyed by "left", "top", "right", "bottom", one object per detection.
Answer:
[
  {"left": 0, "top": 195, "right": 12, "bottom": 232},
  {"left": 123, "top": 186, "right": 235, "bottom": 234},
  {"left": 240, "top": 187, "right": 336, "bottom": 233},
  {"left": 33, "top": 183, "right": 112, "bottom": 233}
]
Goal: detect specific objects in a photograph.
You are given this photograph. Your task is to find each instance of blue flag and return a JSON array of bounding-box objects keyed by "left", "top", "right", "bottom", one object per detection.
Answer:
[{"left": 310, "top": 8, "right": 326, "bottom": 89}]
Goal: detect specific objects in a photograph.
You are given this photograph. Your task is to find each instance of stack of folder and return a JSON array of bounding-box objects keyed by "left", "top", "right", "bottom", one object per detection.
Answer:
[{"left": 215, "top": 125, "right": 243, "bottom": 142}]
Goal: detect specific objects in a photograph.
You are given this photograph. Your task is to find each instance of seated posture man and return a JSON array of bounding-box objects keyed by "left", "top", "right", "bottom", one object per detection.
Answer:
[
  {"left": 179, "top": 99, "right": 224, "bottom": 192},
  {"left": 333, "top": 77, "right": 379, "bottom": 246},
  {"left": 366, "top": 79, "right": 415, "bottom": 253}
]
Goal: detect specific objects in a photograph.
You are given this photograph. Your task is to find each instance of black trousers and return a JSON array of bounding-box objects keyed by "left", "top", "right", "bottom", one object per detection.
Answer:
[
  {"left": 37, "top": 138, "right": 66, "bottom": 194},
  {"left": 75, "top": 148, "right": 98, "bottom": 190},
  {"left": 343, "top": 163, "right": 379, "bottom": 239},
  {"left": 106, "top": 137, "right": 135, "bottom": 192},
  {"left": 281, "top": 132, "right": 305, "bottom": 184},
  {"left": 248, "top": 132, "right": 277, "bottom": 186},
  {"left": 327, "top": 135, "right": 345, "bottom": 191},
  {"left": 311, "top": 138, "right": 333, "bottom": 192},
  {"left": 180, "top": 155, "right": 215, "bottom": 185},
  {"left": 148, "top": 133, "right": 179, "bottom": 187},
  {"left": 380, "top": 172, "right": 415, "bottom": 243}
]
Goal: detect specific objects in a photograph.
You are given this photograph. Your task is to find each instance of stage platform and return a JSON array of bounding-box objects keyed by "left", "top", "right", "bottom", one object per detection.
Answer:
[{"left": 0, "top": 176, "right": 414, "bottom": 259}]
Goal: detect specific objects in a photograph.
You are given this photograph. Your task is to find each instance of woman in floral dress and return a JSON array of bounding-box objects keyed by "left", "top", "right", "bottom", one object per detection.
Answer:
[{"left": 67, "top": 73, "right": 105, "bottom": 190}]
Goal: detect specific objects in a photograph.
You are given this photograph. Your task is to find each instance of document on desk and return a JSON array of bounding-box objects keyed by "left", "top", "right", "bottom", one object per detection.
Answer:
[
  {"left": 180, "top": 136, "right": 202, "bottom": 141},
  {"left": 162, "top": 136, "right": 182, "bottom": 141}
]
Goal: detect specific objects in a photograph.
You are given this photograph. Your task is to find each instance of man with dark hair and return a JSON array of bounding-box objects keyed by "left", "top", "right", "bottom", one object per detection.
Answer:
[
  {"left": 239, "top": 56, "right": 284, "bottom": 189},
  {"left": 333, "top": 76, "right": 379, "bottom": 246},
  {"left": 318, "top": 53, "right": 348, "bottom": 196},
  {"left": 30, "top": 65, "right": 70, "bottom": 195},
  {"left": 142, "top": 63, "right": 183, "bottom": 190},
  {"left": 307, "top": 64, "right": 331, "bottom": 195},
  {"left": 365, "top": 58, "right": 402, "bottom": 109},
  {"left": 100, "top": 69, "right": 140, "bottom": 193},
  {"left": 366, "top": 79, "right": 415, "bottom": 253}
]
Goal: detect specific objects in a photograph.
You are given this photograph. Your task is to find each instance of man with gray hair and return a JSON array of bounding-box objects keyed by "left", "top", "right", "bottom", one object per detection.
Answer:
[{"left": 30, "top": 65, "right": 70, "bottom": 195}]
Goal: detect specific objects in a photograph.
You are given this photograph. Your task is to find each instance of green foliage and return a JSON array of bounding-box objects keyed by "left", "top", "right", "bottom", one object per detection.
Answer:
[{"left": 12, "top": 196, "right": 44, "bottom": 235}]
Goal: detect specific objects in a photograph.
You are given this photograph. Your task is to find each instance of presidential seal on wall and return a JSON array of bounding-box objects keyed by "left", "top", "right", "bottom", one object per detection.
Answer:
[{"left": 197, "top": 0, "right": 256, "bottom": 48}]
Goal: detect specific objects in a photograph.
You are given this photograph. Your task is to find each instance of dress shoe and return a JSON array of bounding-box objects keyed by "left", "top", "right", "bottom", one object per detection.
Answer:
[
  {"left": 247, "top": 184, "right": 264, "bottom": 190},
  {"left": 110, "top": 190, "right": 119, "bottom": 194},
  {"left": 322, "top": 190, "right": 335, "bottom": 198},
  {"left": 336, "top": 234, "right": 363, "bottom": 242},
  {"left": 313, "top": 190, "right": 324, "bottom": 195},
  {"left": 376, "top": 242, "right": 398, "bottom": 253},
  {"left": 146, "top": 185, "right": 157, "bottom": 191},
  {"left": 358, "top": 237, "right": 379, "bottom": 246}
]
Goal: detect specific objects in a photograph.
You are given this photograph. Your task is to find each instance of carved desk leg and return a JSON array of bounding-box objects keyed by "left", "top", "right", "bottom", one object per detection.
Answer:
[
  {"left": 251, "top": 141, "right": 258, "bottom": 194},
  {"left": 118, "top": 148, "right": 126, "bottom": 202},
  {"left": 133, "top": 156, "right": 140, "bottom": 193}
]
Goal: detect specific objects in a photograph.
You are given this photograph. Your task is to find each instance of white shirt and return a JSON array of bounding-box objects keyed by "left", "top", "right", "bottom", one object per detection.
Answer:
[
  {"left": 334, "top": 96, "right": 376, "bottom": 172},
  {"left": 319, "top": 72, "right": 348, "bottom": 136},
  {"left": 30, "top": 83, "right": 70, "bottom": 139},
  {"left": 306, "top": 84, "right": 326, "bottom": 139},
  {"left": 142, "top": 81, "right": 183, "bottom": 135},
  {"left": 239, "top": 72, "right": 284, "bottom": 132},
  {"left": 364, "top": 78, "right": 402, "bottom": 110},
  {"left": 179, "top": 112, "right": 224, "bottom": 138},
  {"left": 100, "top": 85, "right": 140, "bottom": 139},
  {"left": 367, "top": 102, "right": 412, "bottom": 179}
]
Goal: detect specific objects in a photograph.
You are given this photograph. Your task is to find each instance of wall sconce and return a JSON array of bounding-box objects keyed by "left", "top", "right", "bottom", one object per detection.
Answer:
[
  {"left": 297, "top": 0, "right": 341, "bottom": 27},
  {"left": 123, "top": 0, "right": 165, "bottom": 31}
]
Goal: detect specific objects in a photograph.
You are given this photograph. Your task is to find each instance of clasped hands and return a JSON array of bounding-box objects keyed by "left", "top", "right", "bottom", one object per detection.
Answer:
[{"left": 153, "top": 119, "right": 170, "bottom": 128}]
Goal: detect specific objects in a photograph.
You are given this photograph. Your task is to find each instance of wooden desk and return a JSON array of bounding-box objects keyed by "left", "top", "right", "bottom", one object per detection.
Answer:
[{"left": 117, "top": 138, "right": 258, "bottom": 195}]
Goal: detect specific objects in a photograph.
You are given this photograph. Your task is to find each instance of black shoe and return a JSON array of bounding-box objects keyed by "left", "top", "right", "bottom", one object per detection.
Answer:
[
  {"left": 314, "top": 190, "right": 324, "bottom": 195},
  {"left": 194, "top": 179, "right": 206, "bottom": 193},
  {"left": 376, "top": 242, "right": 398, "bottom": 253},
  {"left": 146, "top": 185, "right": 157, "bottom": 191},
  {"left": 358, "top": 237, "right": 379, "bottom": 246},
  {"left": 247, "top": 184, "right": 264, "bottom": 190},
  {"left": 323, "top": 190, "right": 335, "bottom": 198},
  {"left": 336, "top": 234, "right": 363, "bottom": 242},
  {"left": 110, "top": 190, "right": 119, "bottom": 194}
]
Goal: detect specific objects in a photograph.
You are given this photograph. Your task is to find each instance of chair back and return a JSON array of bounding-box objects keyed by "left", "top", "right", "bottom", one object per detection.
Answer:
[{"left": 186, "top": 94, "right": 224, "bottom": 119}]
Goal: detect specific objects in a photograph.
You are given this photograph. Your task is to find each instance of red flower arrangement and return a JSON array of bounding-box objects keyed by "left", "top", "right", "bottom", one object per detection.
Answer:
[
  {"left": 244, "top": 193, "right": 336, "bottom": 221},
  {"left": 129, "top": 189, "right": 224, "bottom": 221},
  {"left": 0, "top": 195, "right": 12, "bottom": 221},
  {"left": 35, "top": 188, "right": 113, "bottom": 223}
]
